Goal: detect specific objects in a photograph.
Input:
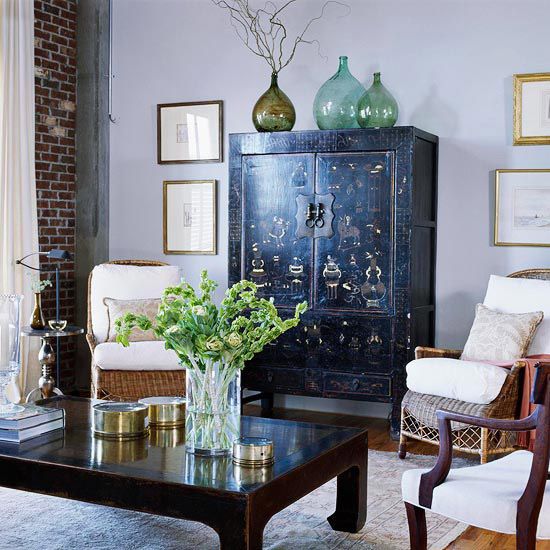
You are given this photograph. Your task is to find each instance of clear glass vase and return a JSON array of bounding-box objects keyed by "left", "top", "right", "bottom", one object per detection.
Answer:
[
  {"left": 185, "top": 362, "right": 241, "bottom": 456},
  {"left": 313, "top": 56, "right": 365, "bottom": 130},
  {"left": 0, "top": 295, "right": 24, "bottom": 416}
]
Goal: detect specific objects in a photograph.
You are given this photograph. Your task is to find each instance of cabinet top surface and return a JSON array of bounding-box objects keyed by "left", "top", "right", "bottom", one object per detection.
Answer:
[{"left": 229, "top": 126, "right": 438, "bottom": 142}]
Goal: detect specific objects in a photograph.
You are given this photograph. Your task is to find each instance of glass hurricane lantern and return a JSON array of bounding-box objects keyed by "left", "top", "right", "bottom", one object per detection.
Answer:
[{"left": 0, "top": 295, "right": 24, "bottom": 415}]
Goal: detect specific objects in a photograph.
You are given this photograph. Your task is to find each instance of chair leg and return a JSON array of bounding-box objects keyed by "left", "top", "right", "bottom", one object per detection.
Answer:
[
  {"left": 480, "top": 427, "right": 489, "bottom": 464},
  {"left": 398, "top": 433, "right": 407, "bottom": 459},
  {"left": 405, "top": 502, "right": 427, "bottom": 550}
]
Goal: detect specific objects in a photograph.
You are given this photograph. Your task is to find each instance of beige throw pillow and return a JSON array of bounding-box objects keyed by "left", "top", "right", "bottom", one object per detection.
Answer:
[
  {"left": 103, "top": 297, "right": 161, "bottom": 342},
  {"left": 461, "top": 304, "right": 543, "bottom": 362}
]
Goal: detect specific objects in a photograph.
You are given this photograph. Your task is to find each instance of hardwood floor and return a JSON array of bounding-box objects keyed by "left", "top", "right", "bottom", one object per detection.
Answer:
[{"left": 245, "top": 404, "right": 549, "bottom": 550}]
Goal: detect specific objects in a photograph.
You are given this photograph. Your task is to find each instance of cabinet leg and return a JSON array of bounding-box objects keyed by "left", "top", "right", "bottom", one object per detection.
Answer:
[
  {"left": 261, "top": 392, "right": 274, "bottom": 417},
  {"left": 390, "top": 402, "right": 401, "bottom": 440}
]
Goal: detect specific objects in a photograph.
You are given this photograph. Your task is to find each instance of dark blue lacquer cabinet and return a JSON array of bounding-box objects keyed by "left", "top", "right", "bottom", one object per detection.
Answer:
[{"left": 229, "top": 127, "right": 438, "bottom": 434}]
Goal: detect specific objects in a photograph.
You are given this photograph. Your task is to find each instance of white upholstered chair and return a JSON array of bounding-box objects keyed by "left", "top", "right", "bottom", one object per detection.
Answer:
[
  {"left": 399, "top": 269, "right": 550, "bottom": 463},
  {"left": 402, "top": 362, "right": 550, "bottom": 549},
  {"left": 87, "top": 260, "right": 185, "bottom": 401}
]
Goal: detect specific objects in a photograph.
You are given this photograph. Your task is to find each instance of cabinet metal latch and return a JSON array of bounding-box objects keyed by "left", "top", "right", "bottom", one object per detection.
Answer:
[{"left": 295, "top": 193, "right": 335, "bottom": 239}]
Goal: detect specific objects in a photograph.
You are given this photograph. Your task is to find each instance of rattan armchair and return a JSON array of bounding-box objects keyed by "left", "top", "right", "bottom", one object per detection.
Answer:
[
  {"left": 399, "top": 268, "right": 550, "bottom": 464},
  {"left": 87, "top": 260, "right": 185, "bottom": 401}
]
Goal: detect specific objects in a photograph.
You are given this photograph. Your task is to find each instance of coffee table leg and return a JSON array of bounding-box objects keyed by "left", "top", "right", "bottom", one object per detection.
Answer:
[
  {"left": 217, "top": 509, "right": 265, "bottom": 550},
  {"left": 327, "top": 442, "right": 368, "bottom": 533}
]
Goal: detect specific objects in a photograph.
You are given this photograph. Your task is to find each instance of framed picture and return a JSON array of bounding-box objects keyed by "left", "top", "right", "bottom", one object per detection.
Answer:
[
  {"left": 513, "top": 73, "right": 550, "bottom": 145},
  {"left": 163, "top": 180, "right": 217, "bottom": 254},
  {"left": 495, "top": 169, "right": 550, "bottom": 247},
  {"left": 157, "top": 101, "right": 223, "bottom": 163}
]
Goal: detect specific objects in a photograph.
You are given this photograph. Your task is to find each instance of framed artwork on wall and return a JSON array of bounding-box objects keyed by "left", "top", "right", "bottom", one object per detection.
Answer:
[
  {"left": 513, "top": 73, "right": 550, "bottom": 145},
  {"left": 494, "top": 169, "right": 550, "bottom": 247},
  {"left": 163, "top": 180, "right": 217, "bottom": 255},
  {"left": 157, "top": 101, "right": 223, "bottom": 163}
]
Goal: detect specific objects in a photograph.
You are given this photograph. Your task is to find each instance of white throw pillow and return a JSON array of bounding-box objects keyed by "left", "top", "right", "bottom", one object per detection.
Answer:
[
  {"left": 484, "top": 274, "right": 550, "bottom": 355},
  {"left": 406, "top": 358, "right": 509, "bottom": 404}
]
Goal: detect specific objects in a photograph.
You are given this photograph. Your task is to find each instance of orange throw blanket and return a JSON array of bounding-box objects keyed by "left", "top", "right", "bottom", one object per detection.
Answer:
[{"left": 488, "top": 354, "right": 550, "bottom": 450}]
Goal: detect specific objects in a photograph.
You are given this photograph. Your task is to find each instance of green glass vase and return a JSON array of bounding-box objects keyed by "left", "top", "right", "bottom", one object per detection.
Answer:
[
  {"left": 313, "top": 56, "right": 365, "bottom": 130},
  {"left": 357, "top": 72, "right": 398, "bottom": 128},
  {"left": 252, "top": 73, "right": 296, "bottom": 132}
]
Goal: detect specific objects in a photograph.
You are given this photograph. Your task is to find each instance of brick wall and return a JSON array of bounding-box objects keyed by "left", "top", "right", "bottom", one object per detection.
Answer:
[{"left": 34, "top": 0, "right": 77, "bottom": 390}]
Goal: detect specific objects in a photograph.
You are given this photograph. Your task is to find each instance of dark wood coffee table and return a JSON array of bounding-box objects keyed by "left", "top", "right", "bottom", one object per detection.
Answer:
[{"left": 0, "top": 397, "right": 367, "bottom": 549}]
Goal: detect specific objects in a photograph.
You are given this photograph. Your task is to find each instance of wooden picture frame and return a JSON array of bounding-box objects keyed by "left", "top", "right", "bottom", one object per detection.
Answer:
[
  {"left": 157, "top": 101, "right": 223, "bottom": 164},
  {"left": 163, "top": 180, "right": 217, "bottom": 255},
  {"left": 494, "top": 169, "right": 550, "bottom": 247},
  {"left": 513, "top": 73, "right": 550, "bottom": 146}
]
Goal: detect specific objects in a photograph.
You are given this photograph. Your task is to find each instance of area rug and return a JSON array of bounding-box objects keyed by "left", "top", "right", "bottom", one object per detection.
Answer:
[{"left": 2, "top": 450, "right": 470, "bottom": 550}]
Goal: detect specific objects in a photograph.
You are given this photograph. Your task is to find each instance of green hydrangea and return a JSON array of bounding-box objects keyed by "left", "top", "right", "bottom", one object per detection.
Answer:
[{"left": 115, "top": 270, "right": 307, "bottom": 370}]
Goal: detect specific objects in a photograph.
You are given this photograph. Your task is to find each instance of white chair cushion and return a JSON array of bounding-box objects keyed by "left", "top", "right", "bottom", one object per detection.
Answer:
[
  {"left": 402, "top": 450, "right": 550, "bottom": 538},
  {"left": 90, "top": 264, "right": 181, "bottom": 343},
  {"left": 484, "top": 274, "right": 550, "bottom": 355},
  {"left": 94, "top": 341, "right": 182, "bottom": 371},
  {"left": 406, "top": 358, "right": 508, "bottom": 404}
]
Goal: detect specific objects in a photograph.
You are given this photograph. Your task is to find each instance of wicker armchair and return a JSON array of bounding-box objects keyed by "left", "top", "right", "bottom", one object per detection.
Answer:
[
  {"left": 87, "top": 260, "right": 185, "bottom": 401},
  {"left": 399, "top": 268, "right": 550, "bottom": 464}
]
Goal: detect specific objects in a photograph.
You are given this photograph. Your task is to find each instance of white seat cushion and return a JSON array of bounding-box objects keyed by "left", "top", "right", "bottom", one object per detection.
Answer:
[
  {"left": 94, "top": 341, "right": 182, "bottom": 371},
  {"left": 402, "top": 450, "right": 550, "bottom": 538},
  {"left": 90, "top": 264, "right": 181, "bottom": 343},
  {"left": 406, "top": 358, "right": 508, "bottom": 404},
  {"left": 484, "top": 274, "right": 550, "bottom": 355}
]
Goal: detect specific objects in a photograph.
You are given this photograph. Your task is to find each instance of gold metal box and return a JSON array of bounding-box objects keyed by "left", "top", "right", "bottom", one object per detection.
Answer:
[
  {"left": 138, "top": 396, "right": 186, "bottom": 428},
  {"left": 92, "top": 402, "right": 149, "bottom": 440}
]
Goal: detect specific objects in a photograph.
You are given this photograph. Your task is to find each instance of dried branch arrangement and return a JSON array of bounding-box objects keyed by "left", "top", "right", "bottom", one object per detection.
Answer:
[{"left": 212, "top": 0, "right": 350, "bottom": 75}]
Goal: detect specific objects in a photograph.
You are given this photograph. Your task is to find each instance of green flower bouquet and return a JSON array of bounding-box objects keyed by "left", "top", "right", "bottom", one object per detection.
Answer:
[{"left": 115, "top": 270, "right": 307, "bottom": 455}]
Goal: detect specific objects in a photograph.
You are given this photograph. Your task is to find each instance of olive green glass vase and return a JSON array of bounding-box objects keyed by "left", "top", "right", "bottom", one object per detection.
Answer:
[
  {"left": 252, "top": 73, "right": 296, "bottom": 132},
  {"left": 357, "top": 72, "right": 399, "bottom": 128},
  {"left": 313, "top": 56, "right": 365, "bottom": 130}
]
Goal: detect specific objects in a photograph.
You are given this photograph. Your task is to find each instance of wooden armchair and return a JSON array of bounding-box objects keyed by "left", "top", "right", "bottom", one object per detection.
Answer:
[
  {"left": 399, "top": 268, "right": 550, "bottom": 464},
  {"left": 402, "top": 361, "right": 550, "bottom": 549}
]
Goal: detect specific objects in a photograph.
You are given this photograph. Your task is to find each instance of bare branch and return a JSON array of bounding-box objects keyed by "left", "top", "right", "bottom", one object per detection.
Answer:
[{"left": 212, "top": 0, "right": 350, "bottom": 74}]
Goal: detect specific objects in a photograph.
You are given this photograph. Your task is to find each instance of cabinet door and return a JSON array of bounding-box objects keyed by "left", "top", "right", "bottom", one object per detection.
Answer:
[
  {"left": 242, "top": 154, "right": 315, "bottom": 309},
  {"left": 314, "top": 152, "right": 395, "bottom": 314}
]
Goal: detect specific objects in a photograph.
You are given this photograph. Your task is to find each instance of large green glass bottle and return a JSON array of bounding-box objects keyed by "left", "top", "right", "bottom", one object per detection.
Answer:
[
  {"left": 252, "top": 73, "right": 296, "bottom": 132},
  {"left": 357, "top": 72, "right": 398, "bottom": 128},
  {"left": 313, "top": 56, "right": 365, "bottom": 130}
]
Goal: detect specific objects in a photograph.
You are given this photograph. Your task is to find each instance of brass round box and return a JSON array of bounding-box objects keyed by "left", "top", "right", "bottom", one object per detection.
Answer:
[
  {"left": 92, "top": 402, "right": 149, "bottom": 440},
  {"left": 232, "top": 437, "right": 274, "bottom": 467},
  {"left": 138, "top": 396, "right": 186, "bottom": 428}
]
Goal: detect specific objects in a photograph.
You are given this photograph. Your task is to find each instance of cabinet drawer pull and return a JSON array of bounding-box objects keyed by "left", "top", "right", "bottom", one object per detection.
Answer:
[
  {"left": 267, "top": 372, "right": 274, "bottom": 383},
  {"left": 352, "top": 378, "right": 360, "bottom": 391}
]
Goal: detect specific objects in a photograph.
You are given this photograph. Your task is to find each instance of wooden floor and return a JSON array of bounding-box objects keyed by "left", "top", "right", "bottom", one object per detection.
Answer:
[{"left": 245, "top": 404, "right": 549, "bottom": 550}]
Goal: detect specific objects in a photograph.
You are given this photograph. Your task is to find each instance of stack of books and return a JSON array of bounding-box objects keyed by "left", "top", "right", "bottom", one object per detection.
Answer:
[{"left": 0, "top": 404, "right": 65, "bottom": 443}]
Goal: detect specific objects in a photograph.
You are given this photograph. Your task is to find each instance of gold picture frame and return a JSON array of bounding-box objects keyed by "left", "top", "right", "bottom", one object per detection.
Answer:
[
  {"left": 163, "top": 180, "right": 217, "bottom": 255},
  {"left": 494, "top": 169, "right": 550, "bottom": 247},
  {"left": 513, "top": 73, "right": 550, "bottom": 145}
]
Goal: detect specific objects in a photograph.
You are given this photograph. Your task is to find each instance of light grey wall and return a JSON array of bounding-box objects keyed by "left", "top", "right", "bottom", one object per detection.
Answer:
[{"left": 110, "top": 0, "right": 550, "bottom": 416}]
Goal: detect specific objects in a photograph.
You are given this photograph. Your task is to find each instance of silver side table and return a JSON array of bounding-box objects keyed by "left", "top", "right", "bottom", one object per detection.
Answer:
[{"left": 21, "top": 325, "right": 84, "bottom": 402}]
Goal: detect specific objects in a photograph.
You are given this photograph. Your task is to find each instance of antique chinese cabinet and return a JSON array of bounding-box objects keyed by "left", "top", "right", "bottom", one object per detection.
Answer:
[{"left": 228, "top": 127, "right": 438, "bottom": 434}]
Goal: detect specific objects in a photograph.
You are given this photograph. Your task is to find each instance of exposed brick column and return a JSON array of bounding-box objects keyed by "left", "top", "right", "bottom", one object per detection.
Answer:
[{"left": 34, "top": 0, "right": 77, "bottom": 390}]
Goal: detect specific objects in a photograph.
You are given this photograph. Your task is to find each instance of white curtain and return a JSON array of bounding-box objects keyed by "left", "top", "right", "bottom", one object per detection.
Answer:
[{"left": 0, "top": 0, "right": 39, "bottom": 401}]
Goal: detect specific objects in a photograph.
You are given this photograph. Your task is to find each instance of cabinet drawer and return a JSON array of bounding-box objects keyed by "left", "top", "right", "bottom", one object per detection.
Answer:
[
  {"left": 243, "top": 367, "right": 304, "bottom": 392},
  {"left": 323, "top": 372, "right": 391, "bottom": 398}
]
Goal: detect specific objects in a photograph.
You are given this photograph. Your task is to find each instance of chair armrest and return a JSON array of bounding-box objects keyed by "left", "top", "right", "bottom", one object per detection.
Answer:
[
  {"left": 86, "top": 333, "right": 97, "bottom": 352},
  {"left": 417, "top": 406, "right": 539, "bottom": 509},
  {"left": 414, "top": 346, "right": 462, "bottom": 360}
]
